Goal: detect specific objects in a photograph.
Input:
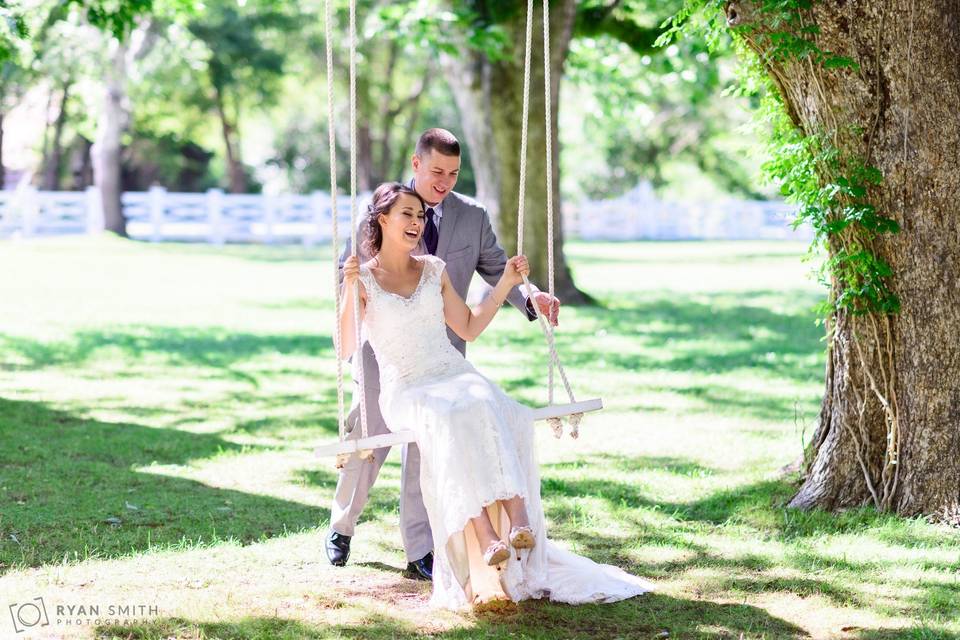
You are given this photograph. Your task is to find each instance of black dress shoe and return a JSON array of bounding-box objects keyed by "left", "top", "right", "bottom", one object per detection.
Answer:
[
  {"left": 405, "top": 551, "right": 433, "bottom": 581},
  {"left": 325, "top": 530, "right": 351, "bottom": 567}
]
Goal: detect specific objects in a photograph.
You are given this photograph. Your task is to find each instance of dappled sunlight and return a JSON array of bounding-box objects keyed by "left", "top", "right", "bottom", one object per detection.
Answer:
[{"left": 2, "top": 239, "right": 957, "bottom": 638}]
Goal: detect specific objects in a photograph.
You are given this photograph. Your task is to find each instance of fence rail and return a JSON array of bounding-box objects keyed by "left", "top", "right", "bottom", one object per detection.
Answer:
[
  {"left": 0, "top": 183, "right": 810, "bottom": 243},
  {"left": 570, "top": 183, "right": 811, "bottom": 241}
]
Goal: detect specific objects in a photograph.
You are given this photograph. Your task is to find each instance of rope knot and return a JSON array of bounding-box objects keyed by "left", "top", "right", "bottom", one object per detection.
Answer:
[
  {"left": 567, "top": 413, "right": 583, "bottom": 439},
  {"left": 548, "top": 417, "right": 563, "bottom": 439}
]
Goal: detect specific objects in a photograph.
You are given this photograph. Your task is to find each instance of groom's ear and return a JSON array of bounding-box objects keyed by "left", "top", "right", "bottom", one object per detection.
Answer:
[{"left": 411, "top": 153, "right": 421, "bottom": 171}]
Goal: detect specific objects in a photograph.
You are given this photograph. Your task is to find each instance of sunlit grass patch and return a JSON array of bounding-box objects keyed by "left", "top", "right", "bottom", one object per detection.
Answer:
[{"left": 1, "top": 238, "right": 957, "bottom": 639}]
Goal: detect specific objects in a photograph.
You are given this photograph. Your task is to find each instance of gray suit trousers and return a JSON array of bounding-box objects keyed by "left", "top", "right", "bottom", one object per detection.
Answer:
[{"left": 329, "top": 369, "right": 432, "bottom": 562}]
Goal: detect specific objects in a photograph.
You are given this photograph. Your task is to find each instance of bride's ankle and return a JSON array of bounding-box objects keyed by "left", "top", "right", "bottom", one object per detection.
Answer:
[
  {"left": 509, "top": 512, "right": 530, "bottom": 530},
  {"left": 476, "top": 529, "right": 501, "bottom": 550}
]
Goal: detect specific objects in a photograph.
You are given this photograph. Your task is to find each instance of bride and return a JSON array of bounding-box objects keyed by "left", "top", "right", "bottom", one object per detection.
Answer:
[{"left": 338, "top": 182, "right": 652, "bottom": 609}]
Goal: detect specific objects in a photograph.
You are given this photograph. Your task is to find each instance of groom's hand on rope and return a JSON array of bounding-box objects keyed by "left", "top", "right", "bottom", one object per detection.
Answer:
[
  {"left": 343, "top": 255, "right": 361, "bottom": 287},
  {"left": 532, "top": 292, "right": 561, "bottom": 327}
]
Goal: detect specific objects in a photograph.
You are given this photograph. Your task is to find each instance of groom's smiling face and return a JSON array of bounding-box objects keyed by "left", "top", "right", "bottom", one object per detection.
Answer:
[{"left": 412, "top": 150, "right": 460, "bottom": 206}]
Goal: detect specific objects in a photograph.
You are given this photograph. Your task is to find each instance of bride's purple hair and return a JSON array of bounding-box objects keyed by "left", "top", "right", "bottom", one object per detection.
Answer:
[{"left": 362, "top": 182, "right": 425, "bottom": 255}]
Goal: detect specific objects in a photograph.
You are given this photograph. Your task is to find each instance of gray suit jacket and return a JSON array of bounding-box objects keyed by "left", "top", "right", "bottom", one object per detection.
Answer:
[{"left": 339, "top": 191, "right": 537, "bottom": 399}]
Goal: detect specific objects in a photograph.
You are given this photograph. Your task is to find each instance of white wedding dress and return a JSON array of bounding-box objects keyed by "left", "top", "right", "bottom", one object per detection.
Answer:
[{"left": 357, "top": 255, "right": 653, "bottom": 609}]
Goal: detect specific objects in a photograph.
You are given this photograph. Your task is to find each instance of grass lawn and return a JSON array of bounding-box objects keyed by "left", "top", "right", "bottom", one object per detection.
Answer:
[{"left": 1, "top": 237, "right": 957, "bottom": 639}]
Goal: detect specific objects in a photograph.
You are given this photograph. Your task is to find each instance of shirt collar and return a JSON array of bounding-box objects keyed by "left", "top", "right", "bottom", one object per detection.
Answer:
[{"left": 411, "top": 179, "right": 445, "bottom": 220}]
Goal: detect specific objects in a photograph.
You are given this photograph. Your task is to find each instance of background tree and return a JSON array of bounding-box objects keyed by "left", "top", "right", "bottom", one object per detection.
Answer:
[
  {"left": 440, "top": 0, "right": 587, "bottom": 301},
  {"left": 91, "top": 21, "right": 160, "bottom": 235},
  {"left": 563, "top": 28, "right": 763, "bottom": 200},
  {"left": 31, "top": 11, "right": 99, "bottom": 190},
  {"left": 0, "top": 56, "right": 30, "bottom": 188},
  {"left": 0, "top": 3, "right": 28, "bottom": 187},
  {"left": 187, "top": 3, "right": 291, "bottom": 193},
  {"left": 305, "top": 1, "right": 438, "bottom": 191},
  {"left": 12, "top": 0, "right": 770, "bottom": 255},
  {"left": 439, "top": 0, "right": 733, "bottom": 302}
]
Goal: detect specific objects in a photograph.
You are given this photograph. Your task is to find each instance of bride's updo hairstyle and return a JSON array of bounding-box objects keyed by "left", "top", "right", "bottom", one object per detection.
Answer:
[{"left": 362, "top": 182, "right": 426, "bottom": 255}]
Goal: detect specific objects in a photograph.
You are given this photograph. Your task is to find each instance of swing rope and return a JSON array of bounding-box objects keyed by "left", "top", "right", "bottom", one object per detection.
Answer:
[
  {"left": 328, "top": 0, "right": 372, "bottom": 465},
  {"left": 541, "top": 0, "right": 556, "bottom": 408},
  {"left": 516, "top": 0, "right": 582, "bottom": 438},
  {"left": 325, "top": 0, "right": 345, "bottom": 442}
]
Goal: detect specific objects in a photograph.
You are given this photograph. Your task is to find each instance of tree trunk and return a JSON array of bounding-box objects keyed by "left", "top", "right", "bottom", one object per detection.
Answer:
[
  {"left": 91, "top": 38, "right": 128, "bottom": 236},
  {"left": 373, "top": 42, "right": 398, "bottom": 187},
  {"left": 70, "top": 136, "right": 94, "bottom": 190},
  {"left": 728, "top": 1, "right": 960, "bottom": 518},
  {"left": 356, "top": 71, "right": 378, "bottom": 191},
  {"left": 0, "top": 110, "right": 5, "bottom": 188},
  {"left": 443, "top": 0, "right": 588, "bottom": 303},
  {"left": 214, "top": 85, "right": 247, "bottom": 194},
  {"left": 42, "top": 82, "right": 71, "bottom": 191},
  {"left": 40, "top": 88, "right": 52, "bottom": 183}
]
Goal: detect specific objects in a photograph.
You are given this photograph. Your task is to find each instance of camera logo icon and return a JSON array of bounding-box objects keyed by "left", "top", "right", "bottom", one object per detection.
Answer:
[{"left": 9, "top": 597, "right": 50, "bottom": 633}]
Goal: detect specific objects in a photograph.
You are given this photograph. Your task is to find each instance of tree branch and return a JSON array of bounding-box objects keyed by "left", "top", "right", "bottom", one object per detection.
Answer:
[{"left": 574, "top": 4, "right": 666, "bottom": 55}]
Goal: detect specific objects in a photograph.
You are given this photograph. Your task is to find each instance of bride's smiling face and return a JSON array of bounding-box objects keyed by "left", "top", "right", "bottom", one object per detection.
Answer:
[{"left": 378, "top": 193, "right": 426, "bottom": 252}]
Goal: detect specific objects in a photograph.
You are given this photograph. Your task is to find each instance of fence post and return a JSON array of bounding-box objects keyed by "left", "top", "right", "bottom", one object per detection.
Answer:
[
  {"left": 22, "top": 186, "right": 39, "bottom": 237},
  {"left": 264, "top": 192, "right": 276, "bottom": 244},
  {"left": 85, "top": 186, "right": 104, "bottom": 235},
  {"left": 148, "top": 185, "right": 165, "bottom": 242},
  {"left": 308, "top": 190, "right": 325, "bottom": 246},
  {"left": 208, "top": 188, "right": 225, "bottom": 245}
]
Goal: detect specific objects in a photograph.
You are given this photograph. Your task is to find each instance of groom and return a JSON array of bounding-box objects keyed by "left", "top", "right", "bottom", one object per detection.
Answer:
[{"left": 325, "top": 128, "right": 561, "bottom": 579}]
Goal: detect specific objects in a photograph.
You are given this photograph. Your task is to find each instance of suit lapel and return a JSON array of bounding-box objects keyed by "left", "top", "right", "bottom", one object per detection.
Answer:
[{"left": 436, "top": 196, "right": 460, "bottom": 258}]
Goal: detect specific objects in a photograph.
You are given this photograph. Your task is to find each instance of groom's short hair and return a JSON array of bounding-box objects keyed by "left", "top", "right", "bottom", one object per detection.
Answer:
[{"left": 416, "top": 128, "right": 460, "bottom": 158}]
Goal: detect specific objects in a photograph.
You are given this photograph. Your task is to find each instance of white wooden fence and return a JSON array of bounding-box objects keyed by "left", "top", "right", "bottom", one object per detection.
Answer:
[
  {"left": 0, "top": 183, "right": 810, "bottom": 243},
  {"left": 0, "top": 186, "right": 368, "bottom": 245},
  {"left": 569, "top": 183, "right": 811, "bottom": 241}
]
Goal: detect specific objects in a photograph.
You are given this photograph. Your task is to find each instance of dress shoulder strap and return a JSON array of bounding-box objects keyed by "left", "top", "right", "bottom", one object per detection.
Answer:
[
  {"left": 356, "top": 263, "right": 377, "bottom": 295},
  {"left": 424, "top": 254, "right": 446, "bottom": 274}
]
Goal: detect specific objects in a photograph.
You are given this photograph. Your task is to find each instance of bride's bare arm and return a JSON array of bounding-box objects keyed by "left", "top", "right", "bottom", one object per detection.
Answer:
[
  {"left": 441, "top": 256, "right": 529, "bottom": 342},
  {"left": 337, "top": 255, "right": 367, "bottom": 360}
]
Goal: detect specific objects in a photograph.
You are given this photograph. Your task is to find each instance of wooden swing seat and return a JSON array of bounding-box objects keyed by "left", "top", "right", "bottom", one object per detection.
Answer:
[{"left": 314, "top": 397, "right": 602, "bottom": 456}]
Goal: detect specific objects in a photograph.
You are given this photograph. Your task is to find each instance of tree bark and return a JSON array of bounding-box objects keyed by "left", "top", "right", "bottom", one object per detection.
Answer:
[
  {"left": 728, "top": 1, "right": 960, "bottom": 518},
  {"left": 90, "top": 22, "right": 157, "bottom": 235},
  {"left": 0, "top": 111, "right": 5, "bottom": 188},
  {"left": 213, "top": 85, "right": 248, "bottom": 194},
  {"left": 443, "top": 0, "right": 588, "bottom": 303},
  {"left": 352, "top": 71, "right": 374, "bottom": 191},
  {"left": 91, "top": 38, "right": 128, "bottom": 236},
  {"left": 41, "top": 82, "right": 71, "bottom": 191}
]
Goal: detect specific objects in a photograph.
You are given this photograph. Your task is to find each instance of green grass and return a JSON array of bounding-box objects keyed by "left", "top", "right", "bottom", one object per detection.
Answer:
[{"left": 1, "top": 236, "right": 958, "bottom": 639}]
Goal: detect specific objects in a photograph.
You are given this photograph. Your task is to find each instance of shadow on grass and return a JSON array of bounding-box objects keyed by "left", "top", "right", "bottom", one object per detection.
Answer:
[
  {"left": 140, "top": 241, "right": 332, "bottom": 264},
  {"left": 0, "top": 326, "right": 333, "bottom": 374},
  {"left": 540, "top": 453, "right": 960, "bottom": 616},
  {"left": 854, "top": 630, "right": 960, "bottom": 640},
  {"left": 0, "top": 397, "right": 327, "bottom": 573},
  {"left": 548, "top": 454, "right": 716, "bottom": 477},
  {"left": 489, "top": 290, "right": 824, "bottom": 422},
  {"left": 541, "top": 454, "right": 943, "bottom": 542},
  {"left": 555, "top": 291, "right": 823, "bottom": 381},
  {"left": 293, "top": 465, "right": 401, "bottom": 528},
  {"left": 95, "top": 593, "right": 811, "bottom": 638},
  {"left": 227, "top": 387, "right": 343, "bottom": 438}
]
